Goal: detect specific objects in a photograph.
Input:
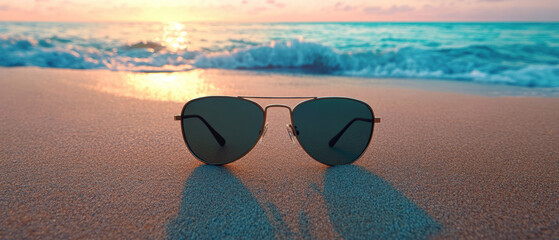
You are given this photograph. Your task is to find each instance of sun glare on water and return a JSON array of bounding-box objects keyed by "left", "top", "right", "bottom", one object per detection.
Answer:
[{"left": 160, "top": 22, "right": 189, "bottom": 52}]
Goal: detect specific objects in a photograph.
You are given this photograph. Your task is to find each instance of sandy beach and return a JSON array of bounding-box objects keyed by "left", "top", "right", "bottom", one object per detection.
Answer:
[{"left": 1, "top": 67, "right": 558, "bottom": 239}]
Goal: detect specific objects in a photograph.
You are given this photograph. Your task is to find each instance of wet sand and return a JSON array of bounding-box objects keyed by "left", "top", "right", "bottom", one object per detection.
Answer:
[{"left": 1, "top": 68, "right": 558, "bottom": 239}]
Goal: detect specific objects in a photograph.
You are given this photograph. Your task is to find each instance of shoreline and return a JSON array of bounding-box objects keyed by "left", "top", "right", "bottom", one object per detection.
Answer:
[
  {"left": 1, "top": 67, "right": 558, "bottom": 239},
  {"left": 3, "top": 67, "right": 558, "bottom": 99}
]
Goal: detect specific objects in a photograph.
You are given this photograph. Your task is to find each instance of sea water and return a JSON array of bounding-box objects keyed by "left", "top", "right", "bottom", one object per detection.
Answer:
[{"left": 0, "top": 22, "right": 558, "bottom": 87}]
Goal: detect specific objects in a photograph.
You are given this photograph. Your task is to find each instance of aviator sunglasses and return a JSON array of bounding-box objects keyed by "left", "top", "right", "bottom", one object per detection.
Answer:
[{"left": 174, "top": 96, "right": 381, "bottom": 166}]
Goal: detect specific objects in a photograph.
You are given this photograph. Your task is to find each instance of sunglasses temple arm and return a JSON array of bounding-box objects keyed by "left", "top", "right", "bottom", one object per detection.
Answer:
[
  {"left": 178, "top": 115, "right": 226, "bottom": 146},
  {"left": 328, "top": 117, "right": 380, "bottom": 148}
]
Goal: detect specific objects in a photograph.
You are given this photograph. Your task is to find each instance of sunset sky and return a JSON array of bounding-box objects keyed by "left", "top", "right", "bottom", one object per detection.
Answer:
[{"left": 1, "top": 0, "right": 558, "bottom": 22}]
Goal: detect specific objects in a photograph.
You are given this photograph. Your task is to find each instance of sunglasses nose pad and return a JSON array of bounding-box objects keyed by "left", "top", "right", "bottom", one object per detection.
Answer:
[
  {"left": 286, "top": 124, "right": 296, "bottom": 143},
  {"left": 258, "top": 122, "right": 269, "bottom": 144}
]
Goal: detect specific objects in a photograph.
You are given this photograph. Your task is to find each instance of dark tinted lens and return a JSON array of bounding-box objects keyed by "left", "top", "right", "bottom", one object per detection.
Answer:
[
  {"left": 293, "top": 98, "right": 374, "bottom": 165},
  {"left": 181, "top": 97, "right": 264, "bottom": 165}
]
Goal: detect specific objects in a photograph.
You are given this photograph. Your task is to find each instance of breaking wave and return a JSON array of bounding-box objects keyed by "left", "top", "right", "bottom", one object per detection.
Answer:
[{"left": 1, "top": 36, "right": 558, "bottom": 87}]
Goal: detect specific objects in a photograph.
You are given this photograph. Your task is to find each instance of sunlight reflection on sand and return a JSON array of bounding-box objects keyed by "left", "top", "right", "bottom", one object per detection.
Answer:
[{"left": 82, "top": 70, "right": 219, "bottom": 102}]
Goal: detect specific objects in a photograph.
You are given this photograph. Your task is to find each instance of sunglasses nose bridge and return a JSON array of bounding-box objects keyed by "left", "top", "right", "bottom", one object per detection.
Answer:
[
  {"left": 263, "top": 104, "right": 297, "bottom": 143},
  {"left": 264, "top": 104, "right": 293, "bottom": 113}
]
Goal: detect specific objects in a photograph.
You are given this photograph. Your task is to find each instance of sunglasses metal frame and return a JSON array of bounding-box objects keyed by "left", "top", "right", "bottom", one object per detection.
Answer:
[{"left": 175, "top": 96, "right": 381, "bottom": 165}]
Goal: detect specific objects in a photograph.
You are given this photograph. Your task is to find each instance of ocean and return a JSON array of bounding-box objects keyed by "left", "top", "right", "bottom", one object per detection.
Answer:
[{"left": 1, "top": 22, "right": 558, "bottom": 87}]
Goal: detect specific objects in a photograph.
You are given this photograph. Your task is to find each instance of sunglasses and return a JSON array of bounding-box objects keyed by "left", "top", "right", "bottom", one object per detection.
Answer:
[{"left": 174, "top": 96, "right": 380, "bottom": 166}]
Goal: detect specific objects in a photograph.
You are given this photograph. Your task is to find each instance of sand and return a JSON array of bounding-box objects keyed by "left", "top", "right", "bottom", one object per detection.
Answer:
[{"left": 1, "top": 67, "right": 558, "bottom": 239}]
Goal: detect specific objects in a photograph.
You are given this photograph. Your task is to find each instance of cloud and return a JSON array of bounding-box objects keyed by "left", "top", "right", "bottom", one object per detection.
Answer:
[
  {"left": 0, "top": 4, "right": 10, "bottom": 11},
  {"left": 249, "top": 6, "right": 268, "bottom": 13},
  {"left": 422, "top": 4, "right": 433, "bottom": 10},
  {"left": 322, "top": 2, "right": 357, "bottom": 12},
  {"left": 333, "top": 2, "right": 356, "bottom": 11},
  {"left": 266, "top": 0, "right": 285, "bottom": 8},
  {"left": 363, "top": 5, "right": 415, "bottom": 15},
  {"left": 326, "top": 2, "right": 414, "bottom": 14}
]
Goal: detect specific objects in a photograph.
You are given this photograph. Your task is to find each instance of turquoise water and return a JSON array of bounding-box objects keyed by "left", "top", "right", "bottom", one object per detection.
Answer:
[{"left": 1, "top": 22, "right": 558, "bottom": 87}]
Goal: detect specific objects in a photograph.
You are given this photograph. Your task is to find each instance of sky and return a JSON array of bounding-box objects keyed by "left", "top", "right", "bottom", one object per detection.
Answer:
[{"left": 1, "top": 0, "right": 559, "bottom": 22}]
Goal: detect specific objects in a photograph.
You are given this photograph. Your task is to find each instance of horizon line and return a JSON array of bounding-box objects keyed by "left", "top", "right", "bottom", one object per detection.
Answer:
[{"left": 1, "top": 20, "right": 559, "bottom": 24}]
